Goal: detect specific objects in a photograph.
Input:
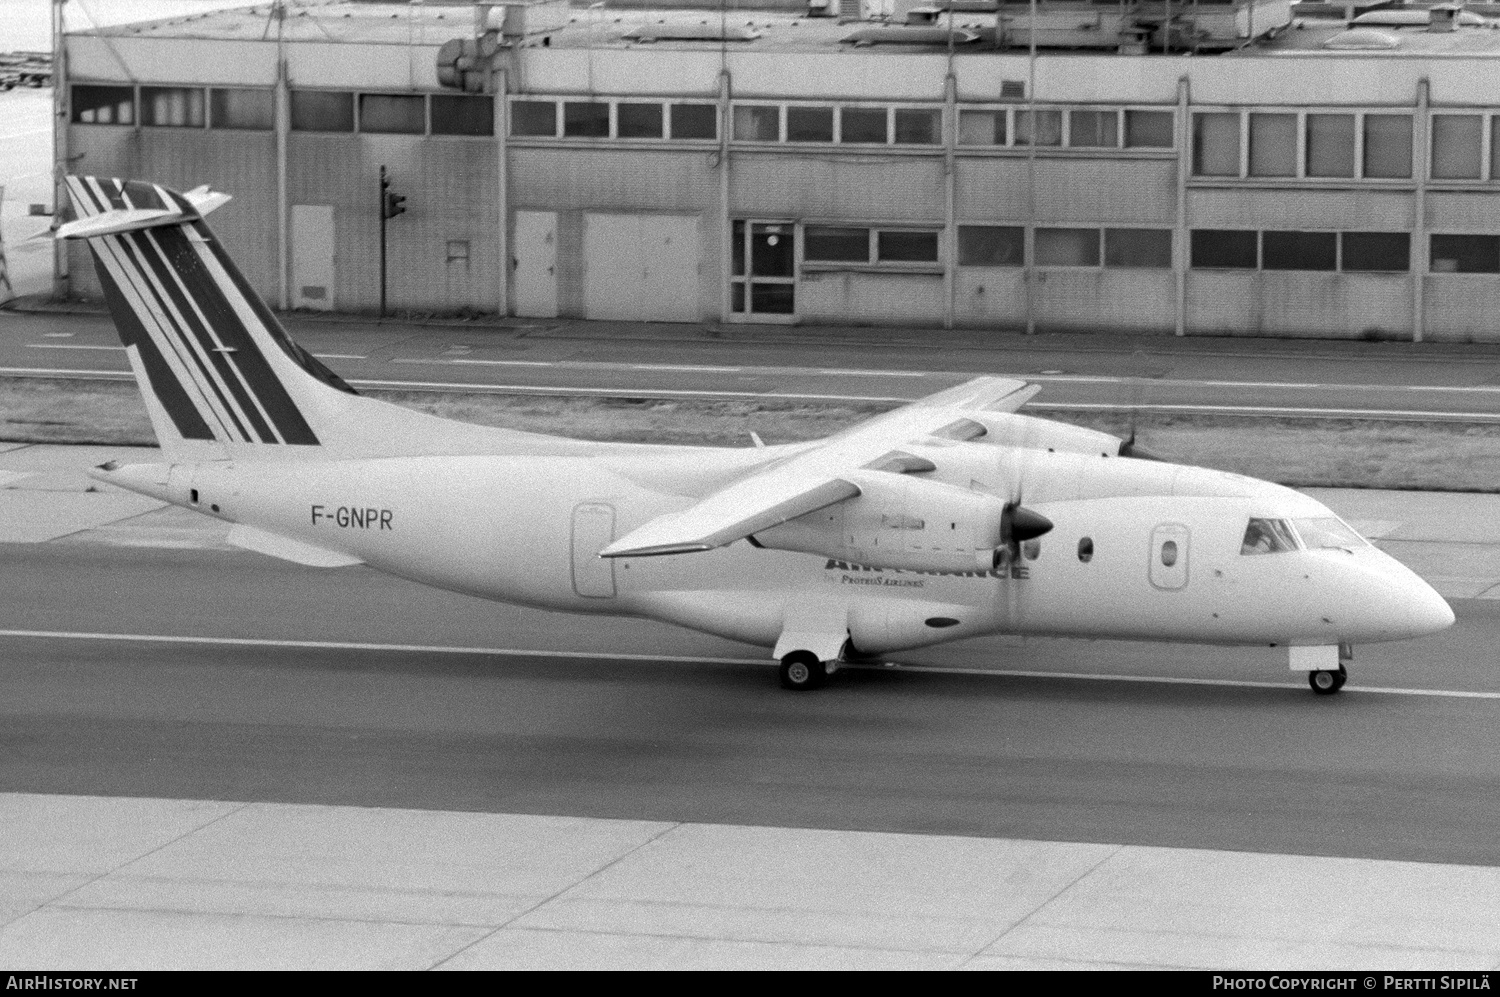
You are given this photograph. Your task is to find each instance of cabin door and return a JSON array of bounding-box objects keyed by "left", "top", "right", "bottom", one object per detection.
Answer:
[{"left": 571, "top": 503, "right": 617, "bottom": 598}]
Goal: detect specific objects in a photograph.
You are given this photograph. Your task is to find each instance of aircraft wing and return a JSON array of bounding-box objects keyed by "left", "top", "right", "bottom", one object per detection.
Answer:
[{"left": 599, "top": 376, "right": 1038, "bottom": 557}]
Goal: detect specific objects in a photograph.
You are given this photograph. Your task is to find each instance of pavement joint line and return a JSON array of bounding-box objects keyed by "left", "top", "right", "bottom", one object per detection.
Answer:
[
  {"left": 960, "top": 842, "right": 1125, "bottom": 969},
  {"left": 1, "top": 630, "right": 1495, "bottom": 699},
  {"left": 37, "top": 800, "right": 255, "bottom": 923},
  {"left": 426, "top": 820, "right": 683, "bottom": 970}
]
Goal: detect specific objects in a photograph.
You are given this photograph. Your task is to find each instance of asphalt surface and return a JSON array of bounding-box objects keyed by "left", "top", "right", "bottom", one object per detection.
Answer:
[
  {"left": 7, "top": 309, "right": 1500, "bottom": 421},
  {"left": 3, "top": 544, "right": 1497, "bottom": 867}
]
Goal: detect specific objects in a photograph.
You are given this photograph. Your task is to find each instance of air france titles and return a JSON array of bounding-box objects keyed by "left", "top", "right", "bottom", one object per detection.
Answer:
[{"left": 311, "top": 504, "right": 392, "bottom": 530}]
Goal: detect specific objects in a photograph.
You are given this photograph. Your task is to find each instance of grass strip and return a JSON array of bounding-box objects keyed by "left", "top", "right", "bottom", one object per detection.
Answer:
[{"left": 1, "top": 377, "right": 1496, "bottom": 492}]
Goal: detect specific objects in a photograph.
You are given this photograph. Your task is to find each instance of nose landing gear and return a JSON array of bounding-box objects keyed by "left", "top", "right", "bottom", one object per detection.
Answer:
[{"left": 1309, "top": 665, "right": 1347, "bottom": 695}]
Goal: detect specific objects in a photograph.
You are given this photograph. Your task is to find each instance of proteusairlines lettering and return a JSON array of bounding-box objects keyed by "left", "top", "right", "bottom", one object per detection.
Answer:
[{"left": 64, "top": 176, "right": 349, "bottom": 446}]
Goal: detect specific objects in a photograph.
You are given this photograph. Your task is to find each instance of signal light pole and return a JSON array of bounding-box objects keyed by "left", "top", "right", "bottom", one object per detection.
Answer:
[{"left": 378, "top": 165, "right": 407, "bottom": 318}]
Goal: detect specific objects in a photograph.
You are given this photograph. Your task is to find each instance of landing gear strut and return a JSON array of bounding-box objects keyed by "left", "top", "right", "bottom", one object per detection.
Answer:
[
  {"left": 1309, "top": 665, "right": 1347, "bottom": 695},
  {"left": 779, "top": 651, "right": 828, "bottom": 691}
]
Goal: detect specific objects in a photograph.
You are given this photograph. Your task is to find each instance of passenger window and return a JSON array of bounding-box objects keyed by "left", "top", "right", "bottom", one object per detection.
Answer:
[
  {"left": 1160, "top": 540, "right": 1178, "bottom": 567},
  {"left": 1241, "top": 518, "right": 1298, "bottom": 555},
  {"left": 1023, "top": 540, "right": 1042, "bottom": 561},
  {"left": 1077, "top": 537, "right": 1093, "bottom": 563}
]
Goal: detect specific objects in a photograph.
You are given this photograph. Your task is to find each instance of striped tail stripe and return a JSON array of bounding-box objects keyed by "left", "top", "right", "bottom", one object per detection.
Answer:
[{"left": 67, "top": 176, "right": 320, "bottom": 446}]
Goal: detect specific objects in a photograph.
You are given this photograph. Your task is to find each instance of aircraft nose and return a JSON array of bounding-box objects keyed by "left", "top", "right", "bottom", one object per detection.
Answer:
[{"left": 1352, "top": 556, "right": 1455, "bottom": 640}]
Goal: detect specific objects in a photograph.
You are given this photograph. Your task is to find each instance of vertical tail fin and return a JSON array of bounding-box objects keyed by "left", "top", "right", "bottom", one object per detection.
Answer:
[{"left": 60, "top": 176, "right": 357, "bottom": 461}]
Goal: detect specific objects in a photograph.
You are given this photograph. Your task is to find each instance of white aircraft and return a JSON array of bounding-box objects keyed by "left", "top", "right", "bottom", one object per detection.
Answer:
[{"left": 59, "top": 176, "right": 1454, "bottom": 694}]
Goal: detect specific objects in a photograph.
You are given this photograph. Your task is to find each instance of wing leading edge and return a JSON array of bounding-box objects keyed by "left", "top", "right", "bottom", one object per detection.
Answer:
[{"left": 599, "top": 376, "right": 1038, "bottom": 558}]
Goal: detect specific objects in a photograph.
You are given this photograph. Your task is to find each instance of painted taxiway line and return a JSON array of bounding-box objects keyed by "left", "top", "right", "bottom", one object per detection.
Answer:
[{"left": 1, "top": 629, "right": 1496, "bottom": 700}]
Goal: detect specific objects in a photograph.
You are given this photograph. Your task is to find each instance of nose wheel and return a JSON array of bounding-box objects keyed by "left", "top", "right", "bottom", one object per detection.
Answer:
[
  {"left": 779, "top": 651, "right": 828, "bottom": 691},
  {"left": 1309, "top": 665, "right": 1347, "bottom": 695}
]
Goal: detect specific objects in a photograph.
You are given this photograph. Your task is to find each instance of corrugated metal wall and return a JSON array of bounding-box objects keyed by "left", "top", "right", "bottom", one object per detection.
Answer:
[
  {"left": 798, "top": 272, "right": 945, "bottom": 326},
  {"left": 730, "top": 154, "right": 945, "bottom": 222},
  {"left": 287, "top": 134, "right": 499, "bottom": 312},
  {"left": 958, "top": 159, "right": 1177, "bottom": 224},
  {"left": 1187, "top": 273, "right": 1413, "bottom": 339}
]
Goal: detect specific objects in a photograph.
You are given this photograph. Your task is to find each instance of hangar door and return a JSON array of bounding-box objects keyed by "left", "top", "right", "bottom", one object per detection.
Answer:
[{"left": 583, "top": 213, "right": 700, "bottom": 322}]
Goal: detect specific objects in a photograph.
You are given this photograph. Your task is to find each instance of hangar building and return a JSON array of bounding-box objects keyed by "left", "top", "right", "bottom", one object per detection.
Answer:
[{"left": 54, "top": 0, "right": 1500, "bottom": 341}]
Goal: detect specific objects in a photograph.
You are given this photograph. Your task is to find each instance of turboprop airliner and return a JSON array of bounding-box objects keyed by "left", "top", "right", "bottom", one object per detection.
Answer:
[{"left": 58, "top": 176, "right": 1454, "bottom": 694}]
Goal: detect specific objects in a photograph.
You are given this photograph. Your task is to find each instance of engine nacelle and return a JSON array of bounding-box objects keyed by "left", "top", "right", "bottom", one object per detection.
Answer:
[
  {"left": 970, "top": 412, "right": 1127, "bottom": 458},
  {"left": 754, "top": 471, "right": 1010, "bottom": 574}
]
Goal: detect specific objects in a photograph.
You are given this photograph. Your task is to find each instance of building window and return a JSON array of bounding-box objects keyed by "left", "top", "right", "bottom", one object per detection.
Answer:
[
  {"left": 291, "top": 90, "right": 354, "bottom": 132},
  {"left": 72, "top": 84, "right": 134, "bottom": 125},
  {"left": 787, "top": 105, "right": 834, "bottom": 143},
  {"left": 1363, "top": 114, "right": 1412, "bottom": 179},
  {"left": 563, "top": 101, "right": 609, "bottom": 138},
  {"left": 1248, "top": 113, "right": 1297, "bottom": 178},
  {"left": 958, "top": 109, "right": 1005, "bottom": 146},
  {"left": 432, "top": 95, "right": 492, "bottom": 136},
  {"left": 210, "top": 88, "right": 273, "bottom": 130},
  {"left": 1263, "top": 231, "right": 1337, "bottom": 271},
  {"left": 734, "top": 105, "right": 780, "bottom": 141},
  {"left": 957, "top": 226, "right": 1024, "bottom": 266},
  {"left": 1191, "top": 230, "right": 1258, "bottom": 269},
  {"left": 1104, "top": 229, "right": 1171, "bottom": 269},
  {"left": 1069, "top": 110, "right": 1117, "bottom": 148},
  {"left": 1125, "top": 110, "right": 1173, "bottom": 149},
  {"left": 510, "top": 100, "right": 557, "bottom": 137},
  {"left": 804, "top": 226, "right": 870, "bottom": 262},
  {"left": 840, "top": 107, "right": 889, "bottom": 144},
  {"left": 360, "top": 94, "right": 424, "bottom": 134},
  {"left": 141, "top": 86, "right": 204, "bottom": 128},
  {"left": 1492, "top": 118, "right": 1500, "bottom": 180},
  {"left": 669, "top": 103, "right": 717, "bottom": 140},
  {"left": 1035, "top": 228, "right": 1100, "bottom": 267},
  {"left": 1430, "top": 234, "right": 1500, "bottom": 273},
  {"left": 1341, "top": 232, "right": 1409, "bottom": 272},
  {"left": 1432, "top": 115, "right": 1482, "bottom": 180},
  {"left": 617, "top": 102, "right": 664, "bottom": 139},
  {"left": 1015, "top": 108, "right": 1062, "bottom": 147},
  {"left": 894, "top": 108, "right": 941, "bottom": 145},
  {"left": 1192, "top": 112, "right": 1239, "bottom": 176},
  {"left": 878, "top": 230, "right": 939, "bottom": 263},
  {"left": 1305, "top": 114, "right": 1355, "bottom": 178}
]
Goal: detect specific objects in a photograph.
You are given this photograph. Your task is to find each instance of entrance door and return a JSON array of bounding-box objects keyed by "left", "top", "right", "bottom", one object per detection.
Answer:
[
  {"left": 729, "top": 220, "right": 796, "bottom": 321},
  {"left": 513, "top": 210, "right": 558, "bottom": 318},
  {"left": 571, "top": 503, "right": 616, "bottom": 598},
  {"left": 290, "top": 205, "right": 334, "bottom": 310},
  {"left": 1149, "top": 523, "right": 1190, "bottom": 591},
  {"left": 583, "top": 213, "right": 700, "bottom": 322}
]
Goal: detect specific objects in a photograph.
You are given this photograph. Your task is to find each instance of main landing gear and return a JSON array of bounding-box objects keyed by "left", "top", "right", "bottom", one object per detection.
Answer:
[
  {"left": 779, "top": 650, "right": 830, "bottom": 691},
  {"left": 1309, "top": 665, "right": 1348, "bottom": 695}
]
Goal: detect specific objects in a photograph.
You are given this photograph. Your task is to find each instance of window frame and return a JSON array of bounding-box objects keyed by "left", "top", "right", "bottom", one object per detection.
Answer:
[
  {"left": 799, "top": 222, "right": 945, "bottom": 272},
  {"left": 1191, "top": 107, "right": 1417, "bottom": 182}
]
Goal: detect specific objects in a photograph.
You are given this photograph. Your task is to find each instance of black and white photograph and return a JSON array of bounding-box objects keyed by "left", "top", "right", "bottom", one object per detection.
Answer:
[{"left": 1, "top": 0, "right": 1499, "bottom": 974}]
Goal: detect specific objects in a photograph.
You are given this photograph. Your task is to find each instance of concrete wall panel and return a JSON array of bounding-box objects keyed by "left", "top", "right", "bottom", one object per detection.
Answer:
[
  {"left": 957, "top": 157, "right": 1176, "bottom": 223},
  {"left": 1187, "top": 272, "right": 1413, "bottom": 338},
  {"left": 1424, "top": 275, "right": 1500, "bottom": 342},
  {"left": 1187, "top": 189, "right": 1414, "bottom": 231},
  {"left": 730, "top": 154, "right": 944, "bottom": 222},
  {"left": 797, "top": 271, "right": 945, "bottom": 326}
]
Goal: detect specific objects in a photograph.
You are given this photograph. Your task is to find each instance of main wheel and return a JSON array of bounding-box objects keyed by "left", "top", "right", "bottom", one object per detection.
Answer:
[
  {"left": 779, "top": 651, "right": 828, "bottom": 692},
  {"left": 1309, "top": 666, "right": 1347, "bottom": 695}
]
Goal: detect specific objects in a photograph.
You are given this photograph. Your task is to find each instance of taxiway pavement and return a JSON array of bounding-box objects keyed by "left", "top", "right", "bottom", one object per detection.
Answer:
[{"left": 3, "top": 444, "right": 1498, "bottom": 969}]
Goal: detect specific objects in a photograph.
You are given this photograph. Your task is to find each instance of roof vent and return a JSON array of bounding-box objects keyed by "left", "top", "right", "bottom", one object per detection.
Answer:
[
  {"left": 1323, "top": 26, "right": 1401, "bottom": 49},
  {"left": 624, "top": 22, "right": 762, "bottom": 43},
  {"left": 841, "top": 25, "right": 980, "bottom": 46}
]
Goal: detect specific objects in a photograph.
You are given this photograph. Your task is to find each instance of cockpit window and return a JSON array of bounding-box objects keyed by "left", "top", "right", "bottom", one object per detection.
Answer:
[
  {"left": 1292, "top": 517, "right": 1368, "bottom": 551},
  {"left": 1241, "top": 518, "right": 1299, "bottom": 555}
]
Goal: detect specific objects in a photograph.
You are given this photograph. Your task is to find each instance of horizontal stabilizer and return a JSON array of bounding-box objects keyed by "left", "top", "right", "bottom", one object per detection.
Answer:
[
  {"left": 227, "top": 524, "right": 364, "bottom": 568},
  {"left": 55, "top": 184, "right": 230, "bottom": 241}
]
